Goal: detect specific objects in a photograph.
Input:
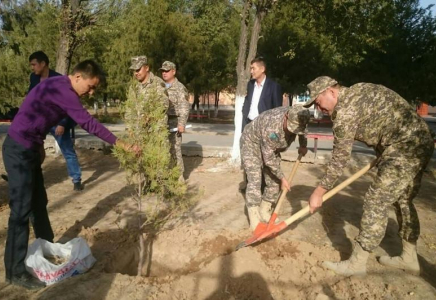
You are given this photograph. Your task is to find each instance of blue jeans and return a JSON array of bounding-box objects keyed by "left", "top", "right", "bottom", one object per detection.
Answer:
[{"left": 50, "top": 126, "right": 81, "bottom": 183}]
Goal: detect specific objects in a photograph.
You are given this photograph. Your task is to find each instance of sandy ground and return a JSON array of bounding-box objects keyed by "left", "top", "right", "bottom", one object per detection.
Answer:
[{"left": 0, "top": 149, "right": 435, "bottom": 300}]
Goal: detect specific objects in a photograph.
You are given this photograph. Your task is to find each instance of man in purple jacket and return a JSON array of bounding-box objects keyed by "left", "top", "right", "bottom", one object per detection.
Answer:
[
  {"left": 2, "top": 60, "right": 123, "bottom": 289},
  {"left": 29, "top": 51, "right": 84, "bottom": 191}
]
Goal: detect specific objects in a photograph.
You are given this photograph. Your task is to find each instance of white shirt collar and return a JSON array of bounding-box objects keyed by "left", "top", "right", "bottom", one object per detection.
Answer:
[{"left": 255, "top": 76, "right": 266, "bottom": 88}]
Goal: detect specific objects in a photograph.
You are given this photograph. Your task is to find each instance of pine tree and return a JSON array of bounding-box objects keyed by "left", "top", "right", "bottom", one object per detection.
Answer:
[{"left": 113, "top": 80, "right": 187, "bottom": 276}]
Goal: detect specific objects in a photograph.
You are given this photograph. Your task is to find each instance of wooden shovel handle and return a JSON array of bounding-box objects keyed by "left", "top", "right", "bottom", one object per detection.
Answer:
[
  {"left": 273, "top": 154, "right": 303, "bottom": 215},
  {"left": 284, "top": 158, "right": 378, "bottom": 226}
]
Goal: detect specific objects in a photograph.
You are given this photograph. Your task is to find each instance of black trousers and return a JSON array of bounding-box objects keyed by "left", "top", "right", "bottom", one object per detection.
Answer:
[{"left": 2, "top": 135, "right": 54, "bottom": 279}]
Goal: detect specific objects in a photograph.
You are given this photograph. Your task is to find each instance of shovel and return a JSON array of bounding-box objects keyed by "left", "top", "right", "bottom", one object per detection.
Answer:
[
  {"left": 256, "top": 154, "right": 303, "bottom": 236},
  {"left": 236, "top": 158, "right": 378, "bottom": 250}
]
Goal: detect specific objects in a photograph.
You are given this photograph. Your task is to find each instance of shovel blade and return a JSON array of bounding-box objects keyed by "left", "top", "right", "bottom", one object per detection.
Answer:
[
  {"left": 253, "top": 221, "right": 269, "bottom": 235},
  {"left": 235, "top": 221, "right": 287, "bottom": 251}
]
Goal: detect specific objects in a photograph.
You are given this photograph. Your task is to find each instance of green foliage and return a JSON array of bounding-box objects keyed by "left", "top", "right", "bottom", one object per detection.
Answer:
[
  {"left": 342, "top": 0, "right": 436, "bottom": 105},
  {"left": 94, "top": 113, "right": 122, "bottom": 124},
  {"left": 258, "top": 0, "right": 436, "bottom": 104},
  {"left": 113, "top": 78, "right": 190, "bottom": 274},
  {"left": 190, "top": 0, "right": 239, "bottom": 93},
  {"left": 1, "top": 0, "right": 436, "bottom": 108},
  {"left": 113, "top": 80, "right": 186, "bottom": 228},
  {"left": 0, "top": 0, "right": 59, "bottom": 111},
  {"left": 99, "top": 0, "right": 239, "bottom": 100},
  {"left": 0, "top": 48, "right": 28, "bottom": 112}
]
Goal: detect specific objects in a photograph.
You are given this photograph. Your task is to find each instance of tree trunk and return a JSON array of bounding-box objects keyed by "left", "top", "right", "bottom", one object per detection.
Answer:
[
  {"left": 231, "top": 1, "right": 269, "bottom": 163},
  {"left": 215, "top": 90, "right": 219, "bottom": 107},
  {"left": 231, "top": 0, "right": 251, "bottom": 163},
  {"left": 56, "top": 1, "right": 81, "bottom": 74},
  {"left": 207, "top": 93, "right": 210, "bottom": 119},
  {"left": 103, "top": 93, "right": 108, "bottom": 114},
  {"left": 244, "top": 9, "right": 266, "bottom": 77},
  {"left": 192, "top": 91, "right": 200, "bottom": 119},
  {"left": 214, "top": 90, "right": 219, "bottom": 118},
  {"left": 93, "top": 100, "right": 98, "bottom": 114},
  {"left": 55, "top": 0, "right": 93, "bottom": 74},
  {"left": 55, "top": 31, "right": 71, "bottom": 74}
]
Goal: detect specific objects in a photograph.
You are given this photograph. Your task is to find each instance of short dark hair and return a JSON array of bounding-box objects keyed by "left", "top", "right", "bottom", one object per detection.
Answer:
[
  {"left": 29, "top": 51, "right": 49, "bottom": 65},
  {"left": 72, "top": 60, "right": 106, "bottom": 87},
  {"left": 250, "top": 56, "right": 266, "bottom": 69}
]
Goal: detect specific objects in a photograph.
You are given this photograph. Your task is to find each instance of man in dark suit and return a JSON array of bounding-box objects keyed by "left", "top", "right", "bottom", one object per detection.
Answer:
[{"left": 242, "top": 57, "right": 282, "bottom": 131}]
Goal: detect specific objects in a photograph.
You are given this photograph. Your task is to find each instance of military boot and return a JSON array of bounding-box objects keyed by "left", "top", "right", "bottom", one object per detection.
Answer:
[
  {"left": 322, "top": 242, "right": 370, "bottom": 277},
  {"left": 259, "top": 201, "right": 273, "bottom": 222},
  {"left": 378, "top": 241, "right": 420, "bottom": 275},
  {"left": 247, "top": 206, "right": 261, "bottom": 231}
]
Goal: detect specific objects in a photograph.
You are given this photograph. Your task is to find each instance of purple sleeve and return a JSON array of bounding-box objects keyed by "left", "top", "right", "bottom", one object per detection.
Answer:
[
  {"left": 58, "top": 89, "right": 117, "bottom": 145},
  {"left": 69, "top": 108, "right": 117, "bottom": 145}
]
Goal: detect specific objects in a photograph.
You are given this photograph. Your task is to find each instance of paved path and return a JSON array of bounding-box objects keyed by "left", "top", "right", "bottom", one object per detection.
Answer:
[{"left": 1, "top": 115, "right": 435, "bottom": 163}]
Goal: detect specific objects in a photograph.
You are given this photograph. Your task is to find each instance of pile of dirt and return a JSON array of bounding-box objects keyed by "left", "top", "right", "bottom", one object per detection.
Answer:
[{"left": 44, "top": 255, "right": 69, "bottom": 265}]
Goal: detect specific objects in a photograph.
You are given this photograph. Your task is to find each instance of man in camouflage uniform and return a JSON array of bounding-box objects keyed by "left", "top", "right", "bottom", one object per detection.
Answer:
[
  {"left": 306, "top": 76, "right": 434, "bottom": 277},
  {"left": 159, "top": 61, "right": 190, "bottom": 181},
  {"left": 241, "top": 106, "right": 310, "bottom": 231},
  {"left": 128, "top": 55, "right": 169, "bottom": 111}
]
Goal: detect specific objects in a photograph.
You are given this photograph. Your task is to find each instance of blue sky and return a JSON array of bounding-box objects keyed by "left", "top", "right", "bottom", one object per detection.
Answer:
[{"left": 421, "top": 0, "right": 436, "bottom": 14}]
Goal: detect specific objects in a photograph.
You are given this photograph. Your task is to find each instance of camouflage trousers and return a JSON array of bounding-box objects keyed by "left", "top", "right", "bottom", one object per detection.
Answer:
[
  {"left": 241, "top": 140, "right": 281, "bottom": 207},
  {"left": 168, "top": 119, "right": 184, "bottom": 175},
  {"left": 356, "top": 136, "right": 434, "bottom": 251}
]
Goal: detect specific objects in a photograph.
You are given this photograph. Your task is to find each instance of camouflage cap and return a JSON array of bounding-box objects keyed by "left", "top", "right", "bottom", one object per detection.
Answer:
[
  {"left": 129, "top": 56, "right": 148, "bottom": 70},
  {"left": 304, "top": 76, "right": 338, "bottom": 108},
  {"left": 159, "top": 61, "right": 176, "bottom": 71},
  {"left": 287, "top": 106, "right": 311, "bottom": 134}
]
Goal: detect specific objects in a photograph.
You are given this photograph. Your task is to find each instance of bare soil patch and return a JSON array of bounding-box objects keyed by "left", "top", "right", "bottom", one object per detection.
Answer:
[{"left": 0, "top": 150, "right": 435, "bottom": 299}]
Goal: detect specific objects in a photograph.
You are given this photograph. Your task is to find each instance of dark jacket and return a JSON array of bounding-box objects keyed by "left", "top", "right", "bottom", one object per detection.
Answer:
[
  {"left": 29, "top": 69, "right": 61, "bottom": 92},
  {"left": 242, "top": 77, "right": 282, "bottom": 131}
]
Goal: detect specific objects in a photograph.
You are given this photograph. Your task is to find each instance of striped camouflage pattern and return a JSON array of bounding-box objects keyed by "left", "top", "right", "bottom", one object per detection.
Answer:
[
  {"left": 129, "top": 55, "right": 148, "bottom": 70},
  {"left": 304, "top": 76, "right": 338, "bottom": 108},
  {"left": 131, "top": 72, "right": 169, "bottom": 110},
  {"left": 241, "top": 106, "right": 309, "bottom": 207},
  {"left": 159, "top": 61, "right": 176, "bottom": 71},
  {"left": 320, "top": 82, "right": 434, "bottom": 251},
  {"left": 166, "top": 78, "right": 190, "bottom": 174},
  {"left": 321, "top": 83, "right": 434, "bottom": 190},
  {"left": 125, "top": 72, "right": 169, "bottom": 127},
  {"left": 166, "top": 78, "right": 190, "bottom": 127}
]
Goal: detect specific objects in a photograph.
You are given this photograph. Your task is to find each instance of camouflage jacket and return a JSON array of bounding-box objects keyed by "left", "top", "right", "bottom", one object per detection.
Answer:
[
  {"left": 166, "top": 78, "right": 190, "bottom": 127},
  {"left": 242, "top": 106, "right": 308, "bottom": 180},
  {"left": 131, "top": 72, "right": 169, "bottom": 109},
  {"left": 125, "top": 72, "right": 169, "bottom": 124},
  {"left": 321, "top": 83, "right": 433, "bottom": 190}
]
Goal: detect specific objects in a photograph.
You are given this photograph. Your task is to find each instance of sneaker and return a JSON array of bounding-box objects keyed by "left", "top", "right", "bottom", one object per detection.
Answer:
[
  {"left": 73, "top": 182, "right": 84, "bottom": 191},
  {"left": 7, "top": 272, "right": 46, "bottom": 290}
]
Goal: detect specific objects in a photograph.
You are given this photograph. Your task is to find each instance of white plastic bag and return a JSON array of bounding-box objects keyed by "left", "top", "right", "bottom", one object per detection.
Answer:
[{"left": 25, "top": 237, "right": 96, "bottom": 285}]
